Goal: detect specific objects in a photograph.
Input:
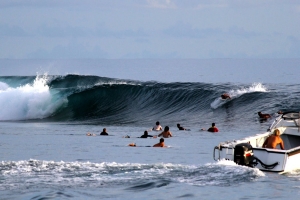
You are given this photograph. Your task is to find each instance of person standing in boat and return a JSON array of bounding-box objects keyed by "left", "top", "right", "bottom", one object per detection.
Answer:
[{"left": 262, "top": 129, "right": 284, "bottom": 150}]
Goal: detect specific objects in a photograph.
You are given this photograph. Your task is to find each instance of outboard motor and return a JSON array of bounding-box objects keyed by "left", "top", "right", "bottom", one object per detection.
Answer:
[{"left": 234, "top": 143, "right": 254, "bottom": 167}]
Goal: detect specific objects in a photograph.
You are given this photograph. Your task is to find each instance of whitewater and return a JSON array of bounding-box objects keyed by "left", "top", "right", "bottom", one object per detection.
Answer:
[{"left": 1, "top": 59, "right": 300, "bottom": 200}]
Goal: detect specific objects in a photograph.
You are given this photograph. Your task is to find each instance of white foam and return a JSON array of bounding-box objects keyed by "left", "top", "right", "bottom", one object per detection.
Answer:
[
  {"left": 0, "top": 82, "right": 9, "bottom": 91},
  {"left": 0, "top": 74, "right": 67, "bottom": 120},
  {"left": 211, "top": 83, "right": 268, "bottom": 109}
]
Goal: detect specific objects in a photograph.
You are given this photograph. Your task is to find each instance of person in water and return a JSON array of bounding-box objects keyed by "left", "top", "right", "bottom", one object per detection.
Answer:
[
  {"left": 202, "top": 123, "right": 219, "bottom": 132},
  {"left": 153, "top": 138, "right": 166, "bottom": 147},
  {"left": 152, "top": 121, "right": 163, "bottom": 131},
  {"left": 177, "top": 123, "right": 186, "bottom": 130},
  {"left": 221, "top": 93, "right": 231, "bottom": 99},
  {"left": 139, "top": 131, "right": 157, "bottom": 138},
  {"left": 100, "top": 128, "right": 108, "bottom": 135},
  {"left": 258, "top": 112, "right": 271, "bottom": 119},
  {"left": 262, "top": 129, "right": 284, "bottom": 150},
  {"left": 158, "top": 126, "right": 173, "bottom": 138}
]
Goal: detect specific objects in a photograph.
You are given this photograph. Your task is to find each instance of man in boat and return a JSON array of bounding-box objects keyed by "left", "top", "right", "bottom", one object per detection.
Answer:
[
  {"left": 262, "top": 129, "right": 284, "bottom": 150},
  {"left": 158, "top": 126, "right": 173, "bottom": 138},
  {"left": 221, "top": 93, "right": 231, "bottom": 99},
  {"left": 258, "top": 112, "right": 271, "bottom": 119},
  {"left": 153, "top": 138, "right": 166, "bottom": 147}
]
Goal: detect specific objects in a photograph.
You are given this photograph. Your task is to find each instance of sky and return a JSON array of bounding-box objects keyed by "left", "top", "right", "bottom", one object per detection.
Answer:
[{"left": 1, "top": 0, "right": 300, "bottom": 59}]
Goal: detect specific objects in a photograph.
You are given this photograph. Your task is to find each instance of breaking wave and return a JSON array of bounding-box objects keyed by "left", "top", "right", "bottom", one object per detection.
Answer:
[{"left": 0, "top": 74, "right": 299, "bottom": 125}]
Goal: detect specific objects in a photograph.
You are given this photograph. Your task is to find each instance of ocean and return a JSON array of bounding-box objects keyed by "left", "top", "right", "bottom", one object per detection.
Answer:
[{"left": 1, "top": 59, "right": 300, "bottom": 199}]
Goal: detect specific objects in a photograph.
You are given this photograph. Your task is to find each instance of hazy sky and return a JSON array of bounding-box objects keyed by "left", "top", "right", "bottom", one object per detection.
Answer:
[{"left": 1, "top": 0, "right": 300, "bottom": 59}]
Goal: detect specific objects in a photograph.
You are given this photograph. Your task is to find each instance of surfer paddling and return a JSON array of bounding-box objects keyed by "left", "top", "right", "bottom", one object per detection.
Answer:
[
  {"left": 128, "top": 138, "right": 166, "bottom": 147},
  {"left": 221, "top": 93, "right": 231, "bottom": 99},
  {"left": 258, "top": 111, "right": 271, "bottom": 119}
]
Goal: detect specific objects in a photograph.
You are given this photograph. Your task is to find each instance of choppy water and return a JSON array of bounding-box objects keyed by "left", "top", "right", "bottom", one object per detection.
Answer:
[{"left": 1, "top": 59, "right": 300, "bottom": 199}]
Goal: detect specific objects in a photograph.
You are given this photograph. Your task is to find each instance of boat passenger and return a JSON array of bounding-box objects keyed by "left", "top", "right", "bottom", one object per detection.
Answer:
[
  {"left": 152, "top": 121, "right": 163, "bottom": 131},
  {"left": 258, "top": 112, "right": 271, "bottom": 119},
  {"left": 100, "top": 128, "right": 108, "bottom": 135},
  {"left": 153, "top": 138, "right": 166, "bottom": 147},
  {"left": 158, "top": 126, "right": 173, "bottom": 138},
  {"left": 262, "top": 129, "right": 284, "bottom": 150}
]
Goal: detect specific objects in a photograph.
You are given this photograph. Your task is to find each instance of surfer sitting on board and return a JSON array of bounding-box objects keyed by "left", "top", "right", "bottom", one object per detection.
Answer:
[
  {"left": 258, "top": 111, "right": 271, "bottom": 119},
  {"left": 153, "top": 138, "right": 166, "bottom": 147},
  {"left": 221, "top": 93, "right": 231, "bottom": 99},
  {"left": 100, "top": 128, "right": 109, "bottom": 135},
  {"left": 201, "top": 123, "right": 219, "bottom": 132},
  {"left": 158, "top": 126, "right": 173, "bottom": 138},
  {"left": 152, "top": 121, "right": 163, "bottom": 131}
]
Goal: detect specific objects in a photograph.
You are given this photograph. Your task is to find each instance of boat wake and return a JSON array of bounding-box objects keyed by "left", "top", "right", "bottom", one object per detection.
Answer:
[{"left": 0, "top": 159, "right": 264, "bottom": 191}]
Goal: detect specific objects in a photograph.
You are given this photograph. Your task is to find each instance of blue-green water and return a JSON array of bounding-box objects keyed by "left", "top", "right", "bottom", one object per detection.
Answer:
[{"left": 1, "top": 59, "right": 300, "bottom": 199}]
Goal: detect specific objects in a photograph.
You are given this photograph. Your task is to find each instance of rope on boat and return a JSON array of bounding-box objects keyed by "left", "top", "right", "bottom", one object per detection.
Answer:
[{"left": 251, "top": 156, "right": 279, "bottom": 169}]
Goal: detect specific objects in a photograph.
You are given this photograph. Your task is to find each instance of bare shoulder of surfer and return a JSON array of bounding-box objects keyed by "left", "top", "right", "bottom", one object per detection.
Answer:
[
  {"left": 158, "top": 126, "right": 172, "bottom": 138},
  {"left": 153, "top": 138, "right": 166, "bottom": 147}
]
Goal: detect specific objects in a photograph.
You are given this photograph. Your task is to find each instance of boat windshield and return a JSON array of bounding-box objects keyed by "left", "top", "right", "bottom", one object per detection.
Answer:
[{"left": 282, "top": 112, "right": 300, "bottom": 120}]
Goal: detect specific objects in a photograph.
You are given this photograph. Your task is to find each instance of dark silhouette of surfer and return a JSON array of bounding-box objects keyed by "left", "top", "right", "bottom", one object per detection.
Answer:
[
  {"left": 221, "top": 93, "right": 231, "bottom": 100},
  {"left": 258, "top": 111, "right": 271, "bottom": 119}
]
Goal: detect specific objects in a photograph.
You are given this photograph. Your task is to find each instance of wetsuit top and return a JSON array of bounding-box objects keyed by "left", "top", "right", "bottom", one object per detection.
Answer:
[
  {"left": 207, "top": 127, "right": 219, "bottom": 132},
  {"left": 178, "top": 126, "right": 185, "bottom": 130},
  {"left": 140, "top": 135, "right": 153, "bottom": 138},
  {"left": 100, "top": 132, "right": 108, "bottom": 135}
]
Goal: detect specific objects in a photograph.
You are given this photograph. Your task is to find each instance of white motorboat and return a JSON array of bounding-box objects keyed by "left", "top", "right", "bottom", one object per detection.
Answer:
[{"left": 213, "top": 112, "right": 300, "bottom": 173}]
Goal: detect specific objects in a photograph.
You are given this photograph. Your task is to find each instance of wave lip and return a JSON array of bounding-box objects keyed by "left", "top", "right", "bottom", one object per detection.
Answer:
[
  {"left": 0, "top": 74, "right": 67, "bottom": 121},
  {"left": 210, "top": 83, "right": 268, "bottom": 109}
]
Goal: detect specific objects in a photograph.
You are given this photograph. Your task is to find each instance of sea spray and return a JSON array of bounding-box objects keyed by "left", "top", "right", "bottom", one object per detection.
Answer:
[
  {"left": 210, "top": 83, "right": 268, "bottom": 109},
  {"left": 0, "top": 74, "right": 67, "bottom": 120}
]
